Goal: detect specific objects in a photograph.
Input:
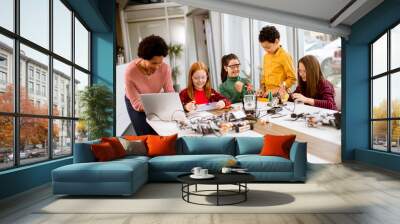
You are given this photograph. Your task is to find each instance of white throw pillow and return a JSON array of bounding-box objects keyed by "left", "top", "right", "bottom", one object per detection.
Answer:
[{"left": 118, "top": 138, "right": 147, "bottom": 156}]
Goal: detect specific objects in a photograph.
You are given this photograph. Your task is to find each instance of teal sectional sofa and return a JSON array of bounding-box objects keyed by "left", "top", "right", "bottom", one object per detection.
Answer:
[{"left": 52, "top": 136, "right": 307, "bottom": 196}]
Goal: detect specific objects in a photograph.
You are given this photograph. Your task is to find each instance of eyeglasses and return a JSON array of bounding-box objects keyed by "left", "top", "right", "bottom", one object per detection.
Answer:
[{"left": 227, "top": 64, "right": 240, "bottom": 69}]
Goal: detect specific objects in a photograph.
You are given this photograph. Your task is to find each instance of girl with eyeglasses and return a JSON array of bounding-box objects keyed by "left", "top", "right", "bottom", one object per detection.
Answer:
[
  {"left": 219, "top": 54, "right": 253, "bottom": 103},
  {"left": 179, "top": 62, "right": 231, "bottom": 112}
]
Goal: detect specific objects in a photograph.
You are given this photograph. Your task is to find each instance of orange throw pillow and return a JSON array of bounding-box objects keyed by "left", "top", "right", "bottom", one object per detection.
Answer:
[
  {"left": 260, "top": 134, "right": 296, "bottom": 159},
  {"left": 91, "top": 142, "right": 117, "bottom": 161},
  {"left": 146, "top": 134, "right": 178, "bottom": 157},
  {"left": 101, "top": 137, "right": 126, "bottom": 158}
]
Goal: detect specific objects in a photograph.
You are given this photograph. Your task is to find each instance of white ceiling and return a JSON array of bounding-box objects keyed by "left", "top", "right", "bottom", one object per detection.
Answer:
[
  {"left": 172, "top": 0, "right": 384, "bottom": 37},
  {"left": 226, "top": 0, "right": 352, "bottom": 23}
]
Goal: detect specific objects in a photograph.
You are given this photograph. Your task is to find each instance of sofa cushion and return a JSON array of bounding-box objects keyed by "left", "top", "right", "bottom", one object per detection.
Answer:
[
  {"left": 101, "top": 137, "right": 127, "bottom": 158},
  {"left": 53, "top": 163, "right": 132, "bottom": 183},
  {"left": 236, "top": 155, "right": 293, "bottom": 172},
  {"left": 148, "top": 154, "right": 235, "bottom": 172},
  {"left": 118, "top": 138, "right": 147, "bottom": 156},
  {"left": 124, "top": 135, "right": 149, "bottom": 142},
  {"left": 147, "top": 134, "right": 177, "bottom": 157},
  {"left": 52, "top": 159, "right": 147, "bottom": 183},
  {"left": 177, "top": 136, "right": 235, "bottom": 155},
  {"left": 236, "top": 137, "right": 263, "bottom": 155},
  {"left": 91, "top": 142, "right": 118, "bottom": 162},
  {"left": 260, "top": 134, "right": 296, "bottom": 159}
]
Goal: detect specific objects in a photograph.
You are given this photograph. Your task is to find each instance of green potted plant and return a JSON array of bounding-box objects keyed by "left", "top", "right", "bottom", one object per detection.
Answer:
[
  {"left": 168, "top": 43, "right": 183, "bottom": 91},
  {"left": 79, "top": 84, "right": 114, "bottom": 140}
]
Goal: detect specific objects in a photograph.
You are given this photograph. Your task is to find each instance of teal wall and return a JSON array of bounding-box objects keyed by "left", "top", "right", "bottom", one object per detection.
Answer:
[
  {"left": 0, "top": 158, "right": 72, "bottom": 199},
  {"left": 344, "top": 0, "right": 400, "bottom": 171},
  {"left": 0, "top": 0, "right": 116, "bottom": 200},
  {"left": 355, "top": 149, "right": 400, "bottom": 172},
  {"left": 91, "top": 0, "right": 116, "bottom": 136}
]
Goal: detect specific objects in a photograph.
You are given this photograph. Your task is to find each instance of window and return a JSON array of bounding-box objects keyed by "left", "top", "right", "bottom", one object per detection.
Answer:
[
  {"left": 42, "top": 85, "right": 46, "bottom": 97},
  {"left": 29, "top": 67, "right": 34, "bottom": 80},
  {"left": 53, "top": 120, "right": 72, "bottom": 158},
  {"left": 216, "top": 13, "right": 341, "bottom": 94},
  {"left": 20, "top": 41, "right": 49, "bottom": 117},
  {"left": 222, "top": 14, "right": 251, "bottom": 84},
  {"left": 0, "top": 54, "right": 7, "bottom": 86},
  {"left": 36, "top": 83, "right": 40, "bottom": 95},
  {"left": 219, "top": 14, "right": 295, "bottom": 89},
  {"left": 0, "top": 55, "right": 7, "bottom": 67},
  {"left": 35, "top": 70, "right": 41, "bottom": 81},
  {"left": 252, "top": 20, "right": 293, "bottom": 89},
  {"left": 20, "top": 117, "right": 49, "bottom": 165},
  {"left": 74, "top": 69, "right": 89, "bottom": 119},
  {"left": 53, "top": 0, "right": 72, "bottom": 60},
  {"left": 298, "top": 30, "right": 341, "bottom": 88},
  {"left": 391, "top": 25, "right": 400, "bottom": 70},
  {"left": 54, "top": 89, "right": 58, "bottom": 105},
  {"left": 0, "top": 71, "right": 6, "bottom": 85},
  {"left": 75, "top": 18, "right": 89, "bottom": 70},
  {"left": 0, "top": 116, "right": 13, "bottom": 170},
  {"left": 0, "top": 0, "right": 91, "bottom": 170},
  {"left": 371, "top": 23, "right": 400, "bottom": 153},
  {"left": 53, "top": 59, "right": 72, "bottom": 116},
  {"left": 20, "top": 0, "right": 49, "bottom": 49},
  {"left": 28, "top": 81, "right": 34, "bottom": 94},
  {"left": 0, "top": 35, "right": 14, "bottom": 113},
  {"left": 0, "top": 0, "right": 14, "bottom": 32}
]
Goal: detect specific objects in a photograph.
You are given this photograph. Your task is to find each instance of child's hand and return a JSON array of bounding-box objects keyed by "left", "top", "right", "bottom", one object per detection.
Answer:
[
  {"left": 256, "top": 89, "right": 265, "bottom": 97},
  {"left": 216, "top": 100, "right": 225, "bottom": 109},
  {"left": 292, "top": 93, "right": 309, "bottom": 104},
  {"left": 184, "top": 101, "right": 196, "bottom": 112},
  {"left": 271, "top": 88, "right": 279, "bottom": 96},
  {"left": 278, "top": 87, "right": 287, "bottom": 99},
  {"left": 234, "top": 81, "right": 244, "bottom": 93}
]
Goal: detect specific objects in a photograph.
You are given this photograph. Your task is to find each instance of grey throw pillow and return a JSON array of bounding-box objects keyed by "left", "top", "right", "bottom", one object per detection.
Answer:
[{"left": 118, "top": 138, "right": 147, "bottom": 156}]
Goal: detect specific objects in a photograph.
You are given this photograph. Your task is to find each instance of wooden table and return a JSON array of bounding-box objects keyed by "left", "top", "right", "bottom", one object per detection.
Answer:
[{"left": 147, "top": 102, "right": 341, "bottom": 164}]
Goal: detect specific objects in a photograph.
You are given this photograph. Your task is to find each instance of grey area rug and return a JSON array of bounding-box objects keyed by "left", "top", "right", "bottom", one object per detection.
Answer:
[{"left": 38, "top": 183, "right": 362, "bottom": 214}]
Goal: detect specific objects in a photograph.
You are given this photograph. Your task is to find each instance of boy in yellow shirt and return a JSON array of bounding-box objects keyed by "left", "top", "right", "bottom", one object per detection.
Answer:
[{"left": 258, "top": 26, "right": 296, "bottom": 98}]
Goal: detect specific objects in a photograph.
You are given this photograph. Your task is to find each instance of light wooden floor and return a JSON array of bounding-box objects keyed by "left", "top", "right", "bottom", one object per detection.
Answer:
[{"left": 1, "top": 162, "right": 400, "bottom": 224}]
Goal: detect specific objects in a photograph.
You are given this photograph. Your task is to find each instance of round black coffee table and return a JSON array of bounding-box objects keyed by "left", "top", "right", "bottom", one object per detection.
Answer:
[{"left": 177, "top": 173, "right": 255, "bottom": 206}]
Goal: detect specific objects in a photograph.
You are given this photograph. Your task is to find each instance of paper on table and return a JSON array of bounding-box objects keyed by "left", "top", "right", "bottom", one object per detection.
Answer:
[
  {"left": 195, "top": 102, "right": 218, "bottom": 112},
  {"left": 187, "top": 111, "right": 214, "bottom": 120}
]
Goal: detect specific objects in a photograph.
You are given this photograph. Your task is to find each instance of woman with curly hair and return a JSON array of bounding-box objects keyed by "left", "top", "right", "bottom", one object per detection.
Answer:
[{"left": 124, "top": 35, "right": 174, "bottom": 135}]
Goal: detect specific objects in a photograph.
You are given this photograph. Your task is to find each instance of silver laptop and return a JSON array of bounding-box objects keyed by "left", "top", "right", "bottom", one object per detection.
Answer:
[{"left": 140, "top": 92, "right": 187, "bottom": 121}]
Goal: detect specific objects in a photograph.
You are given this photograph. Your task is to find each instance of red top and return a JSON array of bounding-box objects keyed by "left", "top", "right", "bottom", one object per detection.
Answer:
[
  {"left": 179, "top": 88, "right": 231, "bottom": 109},
  {"left": 194, "top": 90, "right": 209, "bottom": 104}
]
